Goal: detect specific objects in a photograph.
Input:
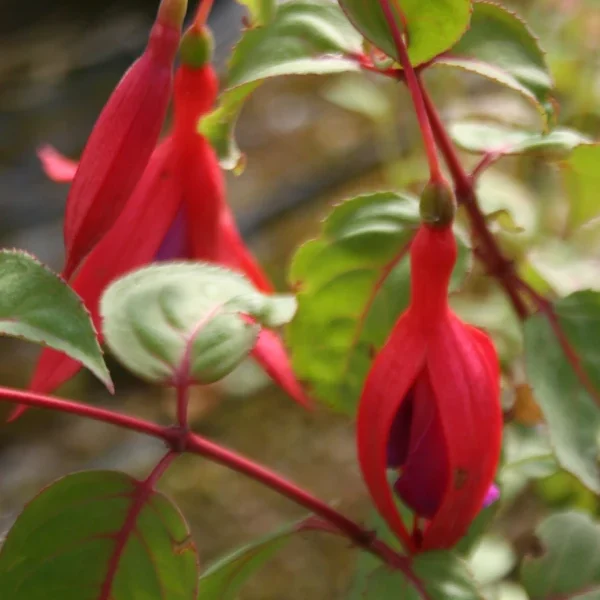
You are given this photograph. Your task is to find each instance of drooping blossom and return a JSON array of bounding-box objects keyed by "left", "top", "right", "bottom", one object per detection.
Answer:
[
  {"left": 61, "top": 0, "right": 188, "bottom": 279},
  {"left": 12, "top": 16, "right": 309, "bottom": 420},
  {"left": 357, "top": 222, "right": 502, "bottom": 553}
]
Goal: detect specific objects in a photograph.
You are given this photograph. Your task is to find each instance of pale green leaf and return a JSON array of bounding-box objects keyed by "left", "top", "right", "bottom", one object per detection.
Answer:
[
  {"left": 562, "top": 144, "right": 600, "bottom": 230},
  {"left": 450, "top": 121, "right": 589, "bottom": 158},
  {"left": 521, "top": 512, "right": 600, "bottom": 599},
  {"left": 524, "top": 291, "right": 600, "bottom": 492},
  {"left": 200, "top": 83, "right": 259, "bottom": 172},
  {"left": 101, "top": 262, "right": 296, "bottom": 385},
  {"left": 437, "top": 2, "right": 554, "bottom": 125},
  {"left": 227, "top": 0, "right": 362, "bottom": 89}
]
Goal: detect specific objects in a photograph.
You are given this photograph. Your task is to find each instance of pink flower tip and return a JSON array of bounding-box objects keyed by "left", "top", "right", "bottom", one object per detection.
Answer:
[{"left": 483, "top": 484, "right": 500, "bottom": 508}]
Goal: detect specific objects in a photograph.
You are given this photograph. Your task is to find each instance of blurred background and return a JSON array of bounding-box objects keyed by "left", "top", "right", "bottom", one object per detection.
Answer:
[{"left": 0, "top": 0, "right": 600, "bottom": 597}]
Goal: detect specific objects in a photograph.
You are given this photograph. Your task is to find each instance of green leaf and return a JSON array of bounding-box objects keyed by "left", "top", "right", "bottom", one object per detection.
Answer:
[
  {"left": 287, "top": 191, "right": 470, "bottom": 414},
  {"left": 527, "top": 240, "right": 600, "bottom": 297},
  {"left": 349, "top": 550, "right": 483, "bottom": 599},
  {"left": 0, "top": 250, "right": 111, "bottom": 389},
  {"left": 524, "top": 291, "right": 600, "bottom": 493},
  {"left": 287, "top": 191, "right": 418, "bottom": 413},
  {"left": 200, "top": 83, "right": 259, "bottom": 172},
  {"left": 338, "top": 0, "right": 471, "bottom": 67},
  {"left": 414, "top": 552, "right": 484, "bottom": 600},
  {"left": 197, "top": 522, "right": 299, "bottom": 598},
  {"left": 237, "top": 0, "right": 276, "bottom": 26},
  {"left": 450, "top": 121, "right": 589, "bottom": 159},
  {"left": 227, "top": 0, "right": 362, "bottom": 89},
  {"left": 101, "top": 262, "right": 296, "bottom": 385},
  {"left": 499, "top": 424, "right": 557, "bottom": 502},
  {"left": 521, "top": 511, "right": 600, "bottom": 599},
  {"left": 562, "top": 144, "right": 600, "bottom": 230},
  {"left": 468, "top": 536, "right": 516, "bottom": 587},
  {"left": 0, "top": 470, "right": 198, "bottom": 600},
  {"left": 437, "top": 2, "right": 554, "bottom": 125}
]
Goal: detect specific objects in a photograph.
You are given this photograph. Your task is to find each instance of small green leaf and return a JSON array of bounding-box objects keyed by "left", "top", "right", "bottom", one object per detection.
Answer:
[
  {"left": 101, "top": 262, "right": 296, "bottom": 385},
  {"left": 562, "top": 144, "right": 600, "bottom": 230},
  {"left": 499, "top": 424, "right": 557, "bottom": 502},
  {"left": 200, "top": 83, "right": 259, "bottom": 172},
  {"left": 450, "top": 121, "right": 589, "bottom": 158},
  {"left": 0, "top": 250, "right": 111, "bottom": 389},
  {"left": 227, "top": 0, "right": 362, "bottom": 89},
  {"left": 197, "top": 522, "right": 299, "bottom": 599},
  {"left": 527, "top": 240, "right": 600, "bottom": 297},
  {"left": 338, "top": 0, "right": 471, "bottom": 67},
  {"left": 437, "top": 2, "right": 554, "bottom": 124},
  {"left": 524, "top": 291, "right": 600, "bottom": 493},
  {"left": 414, "top": 552, "right": 484, "bottom": 600},
  {"left": 468, "top": 536, "right": 516, "bottom": 586},
  {"left": 521, "top": 511, "right": 600, "bottom": 599},
  {"left": 237, "top": 0, "right": 276, "bottom": 26},
  {"left": 349, "top": 549, "right": 483, "bottom": 599},
  {"left": 288, "top": 192, "right": 470, "bottom": 414},
  {"left": 0, "top": 471, "right": 199, "bottom": 600}
]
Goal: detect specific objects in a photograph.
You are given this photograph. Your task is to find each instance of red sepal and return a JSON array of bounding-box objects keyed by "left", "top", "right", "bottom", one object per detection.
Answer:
[
  {"left": 62, "top": 18, "right": 181, "bottom": 279},
  {"left": 21, "top": 140, "right": 180, "bottom": 405},
  {"left": 357, "top": 225, "right": 502, "bottom": 553},
  {"left": 37, "top": 145, "right": 78, "bottom": 182}
]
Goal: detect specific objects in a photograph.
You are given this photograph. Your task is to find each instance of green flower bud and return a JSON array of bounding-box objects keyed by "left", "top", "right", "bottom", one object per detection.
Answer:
[
  {"left": 419, "top": 180, "right": 456, "bottom": 227},
  {"left": 179, "top": 25, "right": 214, "bottom": 68}
]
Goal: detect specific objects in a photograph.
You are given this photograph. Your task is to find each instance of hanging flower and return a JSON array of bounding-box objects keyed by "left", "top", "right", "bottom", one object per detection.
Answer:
[
  {"left": 357, "top": 216, "right": 502, "bottom": 553},
  {"left": 11, "top": 13, "right": 309, "bottom": 421},
  {"left": 61, "top": 0, "right": 188, "bottom": 279}
]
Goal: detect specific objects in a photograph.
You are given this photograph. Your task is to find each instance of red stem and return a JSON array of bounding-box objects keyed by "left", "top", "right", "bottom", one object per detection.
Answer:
[
  {"left": 0, "top": 386, "right": 407, "bottom": 568},
  {"left": 99, "top": 451, "right": 177, "bottom": 600},
  {"left": 378, "top": 0, "right": 443, "bottom": 183},
  {"left": 193, "top": 0, "right": 214, "bottom": 29},
  {"left": 299, "top": 517, "right": 432, "bottom": 600},
  {"left": 419, "top": 85, "right": 529, "bottom": 320}
]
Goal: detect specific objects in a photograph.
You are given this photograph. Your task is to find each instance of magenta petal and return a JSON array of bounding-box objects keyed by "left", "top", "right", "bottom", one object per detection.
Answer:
[
  {"left": 482, "top": 484, "right": 500, "bottom": 508},
  {"left": 393, "top": 371, "right": 449, "bottom": 519},
  {"left": 155, "top": 205, "right": 189, "bottom": 261},
  {"left": 387, "top": 389, "right": 414, "bottom": 468}
]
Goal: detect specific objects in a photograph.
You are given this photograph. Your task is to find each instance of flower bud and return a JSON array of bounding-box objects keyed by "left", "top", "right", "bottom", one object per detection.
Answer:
[
  {"left": 419, "top": 179, "right": 456, "bottom": 227},
  {"left": 180, "top": 25, "right": 215, "bottom": 69}
]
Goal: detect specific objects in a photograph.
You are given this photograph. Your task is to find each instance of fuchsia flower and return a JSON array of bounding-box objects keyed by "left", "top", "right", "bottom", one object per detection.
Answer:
[
  {"left": 357, "top": 223, "right": 502, "bottom": 553},
  {"left": 11, "top": 12, "right": 310, "bottom": 420},
  {"left": 61, "top": 0, "right": 188, "bottom": 279}
]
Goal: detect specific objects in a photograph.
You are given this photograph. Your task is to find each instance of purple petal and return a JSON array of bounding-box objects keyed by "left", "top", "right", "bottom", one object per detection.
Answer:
[
  {"left": 392, "top": 371, "right": 449, "bottom": 519},
  {"left": 387, "top": 389, "right": 414, "bottom": 468},
  {"left": 155, "top": 205, "right": 190, "bottom": 261},
  {"left": 482, "top": 484, "right": 500, "bottom": 508}
]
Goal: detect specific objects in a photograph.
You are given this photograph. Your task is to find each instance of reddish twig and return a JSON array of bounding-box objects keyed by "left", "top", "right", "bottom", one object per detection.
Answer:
[
  {"left": 418, "top": 85, "right": 529, "bottom": 320},
  {"left": 0, "top": 386, "right": 410, "bottom": 569},
  {"left": 378, "top": 0, "right": 444, "bottom": 183}
]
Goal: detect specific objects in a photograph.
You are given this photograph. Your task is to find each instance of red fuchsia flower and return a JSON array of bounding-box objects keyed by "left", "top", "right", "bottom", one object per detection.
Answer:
[
  {"left": 357, "top": 221, "right": 502, "bottom": 553},
  {"left": 61, "top": 0, "right": 188, "bottom": 279},
  {"left": 11, "top": 14, "right": 309, "bottom": 421}
]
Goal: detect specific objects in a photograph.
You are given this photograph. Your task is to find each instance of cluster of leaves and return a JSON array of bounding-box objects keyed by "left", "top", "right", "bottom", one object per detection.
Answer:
[{"left": 1, "top": 0, "right": 600, "bottom": 598}]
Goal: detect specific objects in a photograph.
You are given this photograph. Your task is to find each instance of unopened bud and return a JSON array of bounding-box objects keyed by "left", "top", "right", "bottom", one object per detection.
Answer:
[
  {"left": 419, "top": 180, "right": 456, "bottom": 227},
  {"left": 157, "top": 0, "right": 188, "bottom": 29},
  {"left": 180, "top": 25, "right": 214, "bottom": 68}
]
